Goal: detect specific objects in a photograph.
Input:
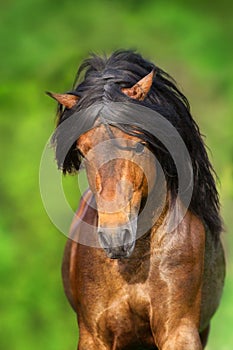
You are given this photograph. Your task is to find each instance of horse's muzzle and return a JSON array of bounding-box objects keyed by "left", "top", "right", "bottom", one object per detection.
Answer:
[{"left": 98, "top": 227, "right": 136, "bottom": 259}]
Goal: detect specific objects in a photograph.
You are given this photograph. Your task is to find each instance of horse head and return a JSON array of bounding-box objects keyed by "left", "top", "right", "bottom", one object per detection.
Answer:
[
  {"left": 77, "top": 124, "right": 156, "bottom": 258},
  {"left": 49, "top": 70, "right": 157, "bottom": 259}
]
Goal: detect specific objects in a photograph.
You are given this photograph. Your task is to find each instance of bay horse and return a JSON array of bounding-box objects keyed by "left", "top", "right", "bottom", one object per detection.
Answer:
[{"left": 48, "top": 50, "right": 225, "bottom": 349}]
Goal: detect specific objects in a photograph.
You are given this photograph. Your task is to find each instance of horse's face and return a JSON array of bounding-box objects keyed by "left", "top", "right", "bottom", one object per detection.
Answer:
[{"left": 77, "top": 124, "right": 156, "bottom": 259}]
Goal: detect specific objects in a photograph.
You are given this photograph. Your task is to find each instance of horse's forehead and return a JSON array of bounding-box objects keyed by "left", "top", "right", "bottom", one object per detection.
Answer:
[{"left": 77, "top": 125, "right": 141, "bottom": 151}]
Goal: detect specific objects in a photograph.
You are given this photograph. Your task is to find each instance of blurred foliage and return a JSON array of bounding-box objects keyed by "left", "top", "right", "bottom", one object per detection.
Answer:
[{"left": 0, "top": 0, "right": 232, "bottom": 349}]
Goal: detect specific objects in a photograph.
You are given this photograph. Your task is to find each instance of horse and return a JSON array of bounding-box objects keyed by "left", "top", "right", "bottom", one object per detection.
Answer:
[{"left": 48, "top": 50, "right": 225, "bottom": 349}]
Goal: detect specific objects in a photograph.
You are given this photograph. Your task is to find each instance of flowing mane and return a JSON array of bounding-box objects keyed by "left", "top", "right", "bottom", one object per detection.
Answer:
[{"left": 52, "top": 50, "right": 222, "bottom": 240}]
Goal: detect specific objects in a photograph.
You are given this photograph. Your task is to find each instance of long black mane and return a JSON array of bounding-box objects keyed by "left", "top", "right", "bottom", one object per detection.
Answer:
[{"left": 52, "top": 50, "right": 222, "bottom": 239}]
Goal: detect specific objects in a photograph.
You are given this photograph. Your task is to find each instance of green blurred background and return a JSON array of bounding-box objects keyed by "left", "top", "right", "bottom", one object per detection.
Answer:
[{"left": 0, "top": 0, "right": 232, "bottom": 349}]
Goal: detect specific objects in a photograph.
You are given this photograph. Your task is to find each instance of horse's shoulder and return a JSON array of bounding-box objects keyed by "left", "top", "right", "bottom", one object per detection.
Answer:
[{"left": 62, "top": 189, "right": 97, "bottom": 311}]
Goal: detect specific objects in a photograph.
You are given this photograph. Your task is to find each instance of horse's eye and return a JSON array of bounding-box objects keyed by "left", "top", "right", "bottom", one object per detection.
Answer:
[{"left": 135, "top": 143, "right": 145, "bottom": 154}]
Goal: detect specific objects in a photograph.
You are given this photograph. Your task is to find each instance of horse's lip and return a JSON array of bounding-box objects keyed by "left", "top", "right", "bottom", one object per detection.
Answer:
[
  {"left": 107, "top": 252, "right": 128, "bottom": 259},
  {"left": 110, "top": 255, "right": 126, "bottom": 260},
  {"left": 109, "top": 255, "right": 130, "bottom": 260},
  {"left": 106, "top": 249, "right": 132, "bottom": 260}
]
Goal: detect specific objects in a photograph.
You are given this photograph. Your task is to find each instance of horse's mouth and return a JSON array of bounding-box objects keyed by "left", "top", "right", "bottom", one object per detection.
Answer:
[{"left": 104, "top": 241, "right": 135, "bottom": 259}]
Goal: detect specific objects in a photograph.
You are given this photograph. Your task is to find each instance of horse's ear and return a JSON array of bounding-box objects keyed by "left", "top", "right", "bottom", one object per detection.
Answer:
[
  {"left": 46, "top": 92, "right": 80, "bottom": 109},
  {"left": 121, "top": 70, "right": 155, "bottom": 101}
]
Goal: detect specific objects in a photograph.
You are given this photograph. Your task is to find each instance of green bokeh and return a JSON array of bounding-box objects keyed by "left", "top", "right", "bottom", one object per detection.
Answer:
[{"left": 0, "top": 1, "right": 232, "bottom": 349}]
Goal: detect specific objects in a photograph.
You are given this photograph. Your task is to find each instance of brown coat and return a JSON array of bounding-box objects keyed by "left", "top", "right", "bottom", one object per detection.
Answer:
[{"left": 62, "top": 191, "right": 225, "bottom": 350}]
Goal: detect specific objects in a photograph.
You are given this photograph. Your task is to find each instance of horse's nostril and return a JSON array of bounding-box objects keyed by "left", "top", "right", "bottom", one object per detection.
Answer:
[
  {"left": 98, "top": 231, "right": 111, "bottom": 249},
  {"left": 123, "top": 229, "right": 132, "bottom": 245},
  {"left": 122, "top": 229, "right": 134, "bottom": 252}
]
